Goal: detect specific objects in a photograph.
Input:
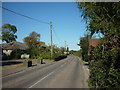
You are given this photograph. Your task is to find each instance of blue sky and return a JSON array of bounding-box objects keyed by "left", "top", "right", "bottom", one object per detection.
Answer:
[{"left": 2, "top": 2, "right": 87, "bottom": 50}]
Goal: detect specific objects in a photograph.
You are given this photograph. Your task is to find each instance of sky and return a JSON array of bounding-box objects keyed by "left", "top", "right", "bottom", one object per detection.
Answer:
[{"left": 2, "top": 2, "right": 87, "bottom": 50}]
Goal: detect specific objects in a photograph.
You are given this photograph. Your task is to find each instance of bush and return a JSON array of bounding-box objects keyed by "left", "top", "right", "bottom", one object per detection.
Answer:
[
  {"left": 83, "top": 54, "right": 89, "bottom": 62},
  {"left": 9, "top": 49, "right": 23, "bottom": 59},
  {"left": 54, "top": 55, "right": 67, "bottom": 61},
  {"left": 40, "top": 53, "right": 50, "bottom": 60},
  {"left": 89, "top": 34, "right": 120, "bottom": 88},
  {"left": 26, "top": 48, "right": 40, "bottom": 59}
]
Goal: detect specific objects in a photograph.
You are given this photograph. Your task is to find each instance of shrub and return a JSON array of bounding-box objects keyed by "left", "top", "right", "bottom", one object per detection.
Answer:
[
  {"left": 10, "top": 49, "right": 23, "bottom": 59},
  {"left": 54, "top": 55, "right": 67, "bottom": 61},
  {"left": 40, "top": 53, "right": 50, "bottom": 60},
  {"left": 89, "top": 34, "right": 120, "bottom": 88}
]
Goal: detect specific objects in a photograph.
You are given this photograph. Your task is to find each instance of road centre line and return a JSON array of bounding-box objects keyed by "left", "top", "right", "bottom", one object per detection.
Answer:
[{"left": 28, "top": 61, "right": 68, "bottom": 89}]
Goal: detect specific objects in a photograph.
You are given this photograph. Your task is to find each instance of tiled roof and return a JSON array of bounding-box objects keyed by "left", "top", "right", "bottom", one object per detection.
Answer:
[
  {"left": 89, "top": 39, "right": 100, "bottom": 48},
  {"left": 0, "top": 41, "right": 28, "bottom": 50},
  {"left": 88, "top": 39, "right": 100, "bottom": 56}
]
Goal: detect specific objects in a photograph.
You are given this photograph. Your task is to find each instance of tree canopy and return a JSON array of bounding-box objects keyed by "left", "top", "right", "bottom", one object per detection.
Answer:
[
  {"left": 29, "top": 31, "right": 40, "bottom": 41},
  {"left": 78, "top": 34, "right": 90, "bottom": 61},
  {"left": 78, "top": 2, "right": 120, "bottom": 88},
  {"left": 24, "top": 31, "right": 41, "bottom": 48},
  {"left": 78, "top": 2, "right": 120, "bottom": 36},
  {"left": 2, "top": 24, "right": 17, "bottom": 43},
  {"left": 23, "top": 31, "right": 41, "bottom": 58}
]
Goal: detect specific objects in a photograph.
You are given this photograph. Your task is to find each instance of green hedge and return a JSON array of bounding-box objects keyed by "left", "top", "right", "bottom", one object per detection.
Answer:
[
  {"left": 54, "top": 55, "right": 67, "bottom": 61},
  {"left": 89, "top": 34, "right": 120, "bottom": 88}
]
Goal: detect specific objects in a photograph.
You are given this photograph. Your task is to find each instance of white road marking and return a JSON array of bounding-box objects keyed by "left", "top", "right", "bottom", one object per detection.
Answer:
[
  {"left": 1, "top": 69, "right": 25, "bottom": 79},
  {"left": 28, "top": 62, "right": 67, "bottom": 89}
]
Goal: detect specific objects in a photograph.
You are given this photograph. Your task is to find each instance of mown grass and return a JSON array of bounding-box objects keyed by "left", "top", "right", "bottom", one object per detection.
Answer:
[{"left": 82, "top": 60, "right": 89, "bottom": 65}]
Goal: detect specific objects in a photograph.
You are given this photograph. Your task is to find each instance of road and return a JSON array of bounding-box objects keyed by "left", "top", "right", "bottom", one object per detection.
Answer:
[{"left": 2, "top": 55, "right": 89, "bottom": 88}]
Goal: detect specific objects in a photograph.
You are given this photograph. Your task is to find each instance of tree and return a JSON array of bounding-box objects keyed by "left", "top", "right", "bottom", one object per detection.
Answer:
[
  {"left": 66, "top": 46, "right": 69, "bottom": 52},
  {"left": 78, "top": 34, "right": 91, "bottom": 61},
  {"left": 23, "top": 31, "right": 41, "bottom": 58},
  {"left": 37, "top": 41, "right": 45, "bottom": 49},
  {"left": 78, "top": 2, "right": 120, "bottom": 36},
  {"left": 24, "top": 37, "right": 37, "bottom": 48},
  {"left": 78, "top": 2, "right": 120, "bottom": 88},
  {"left": 29, "top": 31, "right": 40, "bottom": 41},
  {"left": 1, "top": 24, "right": 17, "bottom": 43}
]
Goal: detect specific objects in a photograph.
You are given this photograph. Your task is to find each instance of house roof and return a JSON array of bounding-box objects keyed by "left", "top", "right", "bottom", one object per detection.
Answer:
[
  {"left": 89, "top": 39, "right": 100, "bottom": 48},
  {"left": 0, "top": 41, "right": 28, "bottom": 50}
]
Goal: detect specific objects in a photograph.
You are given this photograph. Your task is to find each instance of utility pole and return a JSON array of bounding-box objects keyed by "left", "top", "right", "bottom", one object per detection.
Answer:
[{"left": 50, "top": 21, "right": 53, "bottom": 60}]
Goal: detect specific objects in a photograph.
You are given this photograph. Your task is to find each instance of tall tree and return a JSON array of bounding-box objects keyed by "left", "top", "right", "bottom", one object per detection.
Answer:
[
  {"left": 78, "top": 2, "right": 120, "bottom": 36},
  {"left": 29, "top": 31, "right": 40, "bottom": 41},
  {"left": 24, "top": 31, "right": 41, "bottom": 48},
  {"left": 24, "top": 37, "right": 37, "bottom": 48},
  {"left": 2, "top": 24, "right": 17, "bottom": 43},
  {"left": 23, "top": 31, "right": 41, "bottom": 58},
  {"left": 66, "top": 46, "right": 69, "bottom": 52}
]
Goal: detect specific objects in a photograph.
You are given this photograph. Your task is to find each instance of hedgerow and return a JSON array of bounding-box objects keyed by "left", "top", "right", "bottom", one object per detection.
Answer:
[{"left": 89, "top": 33, "right": 120, "bottom": 88}]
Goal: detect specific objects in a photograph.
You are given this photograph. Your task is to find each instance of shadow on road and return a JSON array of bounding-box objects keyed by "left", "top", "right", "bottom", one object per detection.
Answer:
[{"left": 1, "top": 60, "right": 23, "bottom": 66}]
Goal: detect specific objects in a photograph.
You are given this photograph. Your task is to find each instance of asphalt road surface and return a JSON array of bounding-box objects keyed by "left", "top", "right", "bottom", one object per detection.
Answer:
[{"left": 2, "top": 55, "right": 89, "bottom": 88}]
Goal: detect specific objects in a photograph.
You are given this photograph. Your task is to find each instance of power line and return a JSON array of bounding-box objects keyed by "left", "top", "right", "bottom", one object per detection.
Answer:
[
  {"left": 1, "top": 6, "right": 54, "bottom": 59},
  {"left": 0, "top": 6, "right": 49, "bottom": 25},
  {"left": 52, "top": 26, "right": 66, "bottom": 48},
  {"left": 52, "top": 26, "right": 62, "bottom": 46}
]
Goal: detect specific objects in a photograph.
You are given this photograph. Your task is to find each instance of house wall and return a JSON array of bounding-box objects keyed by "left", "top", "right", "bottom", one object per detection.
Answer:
[{"left": 3, "top": 50, "right": 13, "bottom": 56}]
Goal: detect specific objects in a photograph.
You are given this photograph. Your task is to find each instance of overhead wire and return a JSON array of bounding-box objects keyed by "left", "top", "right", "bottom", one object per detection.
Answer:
[
  {"left": 0, "top": 6, "right": 50, "bottom": 25},
  {"left": 52, "top": 26, "right": 63, "bottom": 47},
  {"left": 1, "top": 6, "right": 64, "bottom": 47}
]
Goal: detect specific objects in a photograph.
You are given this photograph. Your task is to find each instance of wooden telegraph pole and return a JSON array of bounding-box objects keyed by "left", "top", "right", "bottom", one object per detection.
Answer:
[{"left": 50, "top": 21, "right": 53, "bottom": 60}]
